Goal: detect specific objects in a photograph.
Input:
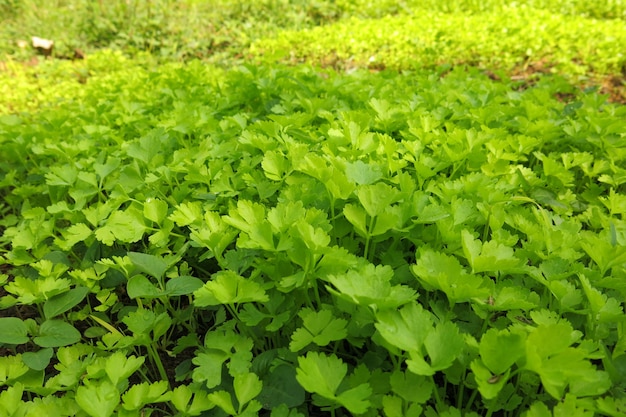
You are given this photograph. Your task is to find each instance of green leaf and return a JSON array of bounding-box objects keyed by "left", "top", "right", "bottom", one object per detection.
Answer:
[
  {"left": 296, "top": 352, "right": 345, "bottom": 400},
  {"left": 270, "top": 403, "right": 306, "bottom": 417},
  {"left": 327, "top": 264, "right": 416, "bottom": 309},
  {"left": 343, "top": 204, "right": 368, "bottom": 237},
  {"left": 596, "top": 397, "right": 626, "bottom": 417},
  {"left": 126, "top": 129, "right": 166, "bottom": 164},
  {"left": 375, "top": 303, "right": 433, "bottom": 352},
  {"left": 45, "top": 164, "right": 78, "bottom": 187},
  {"left": 479, "top": 328, "right": 526, "bottom": 375},
  {"left": 208, "top": 390, "right": 237, "bottom": 415},
  {"left": 389, "top": 370, "right": 433, "bottom": 404},
  {"left": 143, "top": 198, "right": 169, "bottom": 224},
  {"left": 169, "top": 201, "right": 203, "bottom": 226},
  {"left": 0, "top": 355, "right": 29, "bottom": 384},
  {"left": 267, "top": 201, "right": 307, "bottom": 233},
  {"left": 105, "top": 352, "right": 145, "bottom": 386},
  {"left": 470, "top": 360, "right": 510, "bottom": 400},
  {"left": 234, "top": 373, "right": 263, "bottom": 410},
  {"left": 356, "top": 182, "right": 401, "bottom": 218},
  {"left": 407, "top": 321, "right": 464, "bottom": 375},
  {"left": 95, "top": 210, "right": 146, "bottom": 245},
  {"left": 335, "top": 383, "right": 372, "bottom": 414},
  {"left": 371, "top": 207, "right": 401, "bottom": 236},
  {"left": 93, "top": 157, "right": 121, "bottom": 183},
  {"left": 290, "top": 308, "right": 348, "bottom": 351},
  {"left": 194, "top": 270, "right": 269, "bottom": 306},
  {"left": 166, "top": 276, "right": 204, "bottom": 296},
  {"left": 76, "top": 380, "right": 120, "bottom": 417},
  {"left": 43, "top": 286, "right": 89, "bottom": 319},
  {"left": 0, "top": 114, "right": 22, "bottom": 126},
  {"left": 296, "top": 352, "right": 371, "bottom": 414},
  {"left": 33, "top": 320, "right": 81, "bottom": 347},
  {"left": 292, "top": 220, "right": 330, "bottom": 251},
  {"left": 259, "top": 364, "right": 305, "bottom": 409},
  {"left": 383, "top": 395, "right": 410, "bottom": 417},
  {"left": 262, "top": 150, "right": 290, "bottom": 181},
  {"left": 21, "top": 348, "right": 54, "bottom": 371},
  {"left": 121, "top": 381, "right": 170, "bottom": 410},
  {"left": 461, "top": 230, "right": 524, "bottom": 274},
  {"left": 128, "top": 251, "right": 168, "bottom": 280},
  {"left": 525, "top": 322, "right": 611, "bottom": 399},
  {"left": 345, "top": 160, "right": 383, "bottom": 185},
  {"left": 579, "top": 274, "right": 624, "bottom": 322},
  {"left": 127, "top": 274, "right": 163, "bottom": 299},
  {"left": 224, "top": 200, "right": 275, "bottom": 251},
  {"left": 481, "top": 284, "right": 540, "bottom": 312},
  {"left": 411, "top": 249, "right": 491, "bottom": 305},
  {"left": 122, "top": 309, "right": 171, "bottom": 341},
  {"left": 192, "top": 351, "right": 229, "bottom": 389},
  {"left": 171, "top": 384, "right": 214, "bottom": 415},
  {"left": 55, "top": 223, "right": 92, "bottom": 251},
  {"left": 0, "top": 317, "right": 29, "bottom": 345}
]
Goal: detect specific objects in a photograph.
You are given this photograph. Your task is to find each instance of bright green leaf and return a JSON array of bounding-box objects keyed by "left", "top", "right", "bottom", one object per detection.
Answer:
[
  {"left": 208, "top": 390, "right": 237, "bottom": 416},
  {"left": 290, "top": 308, "right": 347, "bottom": 351},
  {"left": 327, "top": 264, "right": 415, "bottom": 309},
  {"left": 194, "top": 270, "right": 268, "bottom": 306},
  {"left": 76, "top": 380, "right": 120, "bottom": 417},
  {"left": 375, "top": 303, "right": 433, "bottom": 352},
  {"left": 143, "top": 198, "right": 169, "bottom": 224},
  {"left": 479, "top": 328, "right": 526, "bottom": 375},
  {"left": 105, "top": 352, "right": 145, "bottom": 386},
  {"left": 234, "top": 373, "right": 263, "bottom": 410},
  {"left": 121, "top": 381, "right": 170, "bottom": 410}
]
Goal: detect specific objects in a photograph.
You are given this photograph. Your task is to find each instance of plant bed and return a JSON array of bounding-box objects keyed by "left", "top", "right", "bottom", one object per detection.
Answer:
[{"left": 1, "top": 60, "right": 625, "bottom": 416}]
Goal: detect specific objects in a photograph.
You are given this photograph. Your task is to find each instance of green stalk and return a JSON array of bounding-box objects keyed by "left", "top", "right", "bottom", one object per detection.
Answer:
[
  {"left": 464, "top": 389, "right": 479, "bottom": 415},
  {"left": 431, "top": 376, "right": 443, "bottom": 411},
  {"left": 305, "top": 256, "right": 322, "bottom": 307},
  {"left": 364, "top": 215, "right": 376, "bottom": 261},
  {"left": 228, "top": 304, "right": 263, "bottom": 346},
  {"left": 457, "top": 374, "right": 465, "bottom": 410},
  {"left": 147, "top": 343, "right": 169, "bottom": 387}
]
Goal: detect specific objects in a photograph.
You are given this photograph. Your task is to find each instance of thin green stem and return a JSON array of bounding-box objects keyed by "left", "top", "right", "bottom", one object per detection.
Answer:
[
  {"left": 147, "top": 343, "right": 169, "bottom": 387},
  {"left": 457, "top": 374, "right": 465, "bottom": 410},
  {"left": 364, "top": 215, "right": 376, "bottom": 261},
  {"left": 431, "top": 376, "right": 443, "bottom": 411},
  {"left": 464, "top": 389, "right": 479, "bottom": 415}
]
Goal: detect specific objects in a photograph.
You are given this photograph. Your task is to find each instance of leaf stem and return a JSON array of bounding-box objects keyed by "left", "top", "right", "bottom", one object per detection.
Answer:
[
  {"left": 464, "top": 389, "right": 479, "bottom": 415},
  {"left": 364, "top": 215, "right": 376, "bottom": 261},
  {"left": 457, "top": 374, "right": 465, "bottom": 410},
  {"left": 146, "top": 342, "right": 169, "bottom": 387},
  {"left": 431, "top": 375, "right": 443, "bottom": 411}
]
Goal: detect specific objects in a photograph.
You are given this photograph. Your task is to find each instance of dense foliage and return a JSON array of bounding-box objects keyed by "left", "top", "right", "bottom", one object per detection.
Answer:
[
  {"left": 251, "top": 6, "right": 626, "bottom": 77},
  {"left": 1, "top": 1, "right": 626, "bottom": 416},
  {"left": 1, "top": 55, "right": 626, "bottom": 416}
]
